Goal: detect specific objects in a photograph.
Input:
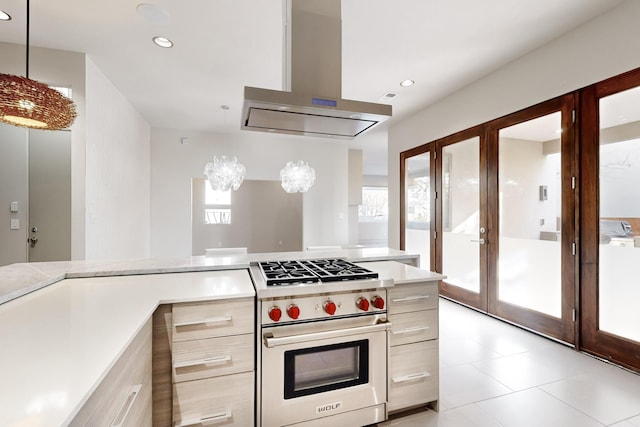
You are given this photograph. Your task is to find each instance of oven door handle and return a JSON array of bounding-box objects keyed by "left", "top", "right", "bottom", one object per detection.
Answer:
[{"left": 264, "top": 322, "right": 389, "bottom": 348}]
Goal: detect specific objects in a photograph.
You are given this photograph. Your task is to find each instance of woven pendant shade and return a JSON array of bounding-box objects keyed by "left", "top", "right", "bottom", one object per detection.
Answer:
[
  {"left": 0, "top": 0, "right": 78, "bottom": 130},
  {"left": 0, "top": 73, "right": 77, "bottom": 129}
]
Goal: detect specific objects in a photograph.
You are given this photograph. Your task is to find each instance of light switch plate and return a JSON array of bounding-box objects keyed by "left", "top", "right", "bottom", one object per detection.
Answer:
[
  {"left": 10, "top": 219, "right": 19, "bottom": 230},
  {"left": 10, "top": 201, "right": 18, "bottom": 212}
]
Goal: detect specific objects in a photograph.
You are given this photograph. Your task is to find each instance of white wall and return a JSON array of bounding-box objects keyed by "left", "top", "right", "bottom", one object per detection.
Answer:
[
  {"left": 150, "top": 129, "right": 349, "bottom": 257},
  {"left": 84, "top": 58, "right": 151, "bottom": 260},
  {"left": 388, "top": 0, "right": 640, "bottom": 248}
]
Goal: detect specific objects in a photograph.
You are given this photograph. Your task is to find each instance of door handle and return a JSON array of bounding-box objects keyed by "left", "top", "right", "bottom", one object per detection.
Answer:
[
  {"left": 28, "top": 237, "right": 39, "bottom": 247},
  {"left": 470, "top": 238, "right": 486, "bottom": 244}
]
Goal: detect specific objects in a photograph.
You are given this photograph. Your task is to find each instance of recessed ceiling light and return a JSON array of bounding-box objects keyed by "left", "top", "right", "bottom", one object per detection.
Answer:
[
  {"left": 400, "top": 79, "right": 415, "bottom": 87},
  {"left": 152, "top": 36, "right": 173, "bottom": 48},
  {"left": 0, "top": 9, "right": 11, "bottom": 21}
]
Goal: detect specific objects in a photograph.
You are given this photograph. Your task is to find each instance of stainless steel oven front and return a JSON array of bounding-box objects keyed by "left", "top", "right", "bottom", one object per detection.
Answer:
[{"left": 260, "top": 311, "right": 389, "bottom": 427}]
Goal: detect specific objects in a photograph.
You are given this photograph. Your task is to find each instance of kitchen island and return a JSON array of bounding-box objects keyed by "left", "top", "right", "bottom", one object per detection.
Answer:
[{"left": 0, "top": 249, "right": 440, "bottom": 426}]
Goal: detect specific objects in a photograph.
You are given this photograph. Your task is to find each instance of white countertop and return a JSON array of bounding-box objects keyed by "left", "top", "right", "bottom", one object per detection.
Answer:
[
  {"left": 0, "top": 248, "right": 418, "bottom": 305},
  {"left": 0, "top": 269, "right": 255, "bottom": 427},
  {"left": 357, "top": 260, "right": 446, "bottom": 284}
]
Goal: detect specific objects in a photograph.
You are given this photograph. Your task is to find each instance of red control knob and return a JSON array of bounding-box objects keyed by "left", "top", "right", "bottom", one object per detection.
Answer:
[
  {"left": 324, "top": 300, "right": 337, "bottom": 315},
  {"left": 268, "top": 306, "right": 282, "bottom": 322},
  {"left": 357, "top": 297, "right": 370, "bottom": 311},
  {"left": 372, "top": 296, "right": 385, "bottom": 310},
  {"left": 287, "top": 304, "right": 300, "bottom": 319}
]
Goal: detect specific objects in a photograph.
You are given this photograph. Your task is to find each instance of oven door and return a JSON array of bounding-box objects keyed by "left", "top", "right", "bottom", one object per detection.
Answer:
[{"left": 261, "top": 316, "right": 389, "bottom": 427}]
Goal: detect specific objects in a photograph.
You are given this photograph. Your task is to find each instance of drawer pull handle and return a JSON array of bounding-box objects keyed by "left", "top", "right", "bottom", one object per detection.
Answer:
[
  {"left": 391, "top": 326, "right": 430, "bottom": 335},
  {"left": 174, "top": 316, "right": 232, "bottom": 328},
  {"left": 392, "top": 372, "right": 430, "bottom": 383},
  {"left": 391, "top": 295, "right": 430, "bottom": 303},
  {"left": 111, "top": 384, "right": 142, "bottom": 427},
  {"left": 175, "top": 410, "right": 232, "bottom": 427},
  {"left": 174, "top": 355, "right": 232, "bottom": 369}
]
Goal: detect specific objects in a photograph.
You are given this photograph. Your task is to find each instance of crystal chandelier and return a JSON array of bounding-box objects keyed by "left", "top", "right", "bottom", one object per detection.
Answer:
[
  {"left": 204, "top": 156, "right": 246, "bottom": 191},
  {"left": 0, "top": 0, "right": 77, "bottom": 130},
  {"left": 280, "top": 160, "right": 316, "bottom": 193}
]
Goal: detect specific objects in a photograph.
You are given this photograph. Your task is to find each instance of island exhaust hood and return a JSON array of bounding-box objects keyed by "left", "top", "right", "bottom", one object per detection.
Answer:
[{"left": 241, "top": 0, "right": 392, "bottom": 139}]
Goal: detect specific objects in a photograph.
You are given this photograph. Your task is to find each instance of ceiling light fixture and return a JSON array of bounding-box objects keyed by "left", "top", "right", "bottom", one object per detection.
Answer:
[
  {"left": 136, "top": 4, "right": 170, "bottom": 25},
  {"left": 280, "top": 161, "right": 316, "bottom": 193},
  {"left": 204, "top": 156, "right": 246, "bottom": 191},
  {"left": 400, "top": 79, "right": 415, "bottom": 87},
  {"left": 0, "top": 0, "right": 76, "bottom": 130},
  {"left": 152, "top": 36, "right": 173, "bottom": 48},
  {"left": 0, "top": 9, "right": 11, "bottom": 20}
]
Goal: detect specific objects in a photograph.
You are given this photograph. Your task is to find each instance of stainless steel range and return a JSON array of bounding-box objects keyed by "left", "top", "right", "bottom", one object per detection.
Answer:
[{"left": 251, "top": 259, "right": 393, "bottom": 427}]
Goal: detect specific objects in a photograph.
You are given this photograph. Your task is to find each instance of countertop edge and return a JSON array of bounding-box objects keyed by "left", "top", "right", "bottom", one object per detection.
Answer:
[{"left": 0, "top": 249, "right": 420, "bottom": 306}]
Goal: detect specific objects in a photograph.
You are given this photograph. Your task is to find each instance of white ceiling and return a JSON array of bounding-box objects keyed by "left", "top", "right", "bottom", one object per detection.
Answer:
[{"left": 0, "top": 0, "right": 626, "bottom": 175}]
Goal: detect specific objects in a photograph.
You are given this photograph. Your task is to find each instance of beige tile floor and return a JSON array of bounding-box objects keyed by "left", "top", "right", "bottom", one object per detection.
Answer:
[{"left": 378, "top": 298, "right": 640, "bottom": 427}]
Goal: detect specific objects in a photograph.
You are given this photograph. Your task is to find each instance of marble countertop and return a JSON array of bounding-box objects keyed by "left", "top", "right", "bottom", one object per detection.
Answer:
[
  {"left": 357, "top": 260, "right": 446, "bottom": 284},
  {"left": 0, "top": 248, "right": 419, "bottom": 305},
  {"left": 0, "top": 269, "right": 255, "bottom": 427}
]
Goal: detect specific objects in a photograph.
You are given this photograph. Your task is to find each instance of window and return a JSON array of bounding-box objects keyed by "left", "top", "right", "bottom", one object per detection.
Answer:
[
  {"left": 358, "top": 187, "right": 388, "bottom": 222},
  {"left": 204, "top": 184, "right": 231, "bottom": 224}
]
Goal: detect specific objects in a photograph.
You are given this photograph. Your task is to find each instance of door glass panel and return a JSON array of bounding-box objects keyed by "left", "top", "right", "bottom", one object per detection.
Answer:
[
  {"left": 404, "top": 153, "right": 430, "bottom": 269},
  {"left": 442, "top": 137, "right": 480, "bottom": 293},
  {"left": 497, "top": 113, "right": 562, "bottom": 317},
  {"left": 599, "top": 86, "right": 640, "bottom": 343}
]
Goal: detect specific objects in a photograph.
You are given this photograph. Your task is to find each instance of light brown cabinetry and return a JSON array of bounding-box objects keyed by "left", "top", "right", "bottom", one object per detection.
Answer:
[
  {"left": 171, "top": 298, "right": 254, "bottom": 427},
  {"left": 387, "top": 281, "right": 439, "bottom": 413},
  {"left": 70, "top": 319, "right": 152, "bottom": 427}
]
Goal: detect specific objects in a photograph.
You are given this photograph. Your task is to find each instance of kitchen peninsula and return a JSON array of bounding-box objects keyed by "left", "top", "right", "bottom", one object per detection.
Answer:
[{"left": 0, "top": 248, "right": 443, "bottom": 426}]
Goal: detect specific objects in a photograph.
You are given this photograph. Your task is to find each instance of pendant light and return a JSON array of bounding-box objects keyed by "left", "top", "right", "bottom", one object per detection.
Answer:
[
  {"left": 280, "top": 160, "right": 315, "bottom": 193},
  {"left": 0, "top": 0, "right": 77, "bottom": 130}
]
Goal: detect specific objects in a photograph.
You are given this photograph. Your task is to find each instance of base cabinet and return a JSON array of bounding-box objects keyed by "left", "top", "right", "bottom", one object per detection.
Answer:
[
  {"left": 70, "top": 320, "right": 152, "bottom": 427},
  {"left": 388, "top": 340, "right": 439, "bottom": 412},
  {"left": 387, "top": 281, "right": 439, "bottom": 413},
  {"left": 173, "top": 371, "right": 254, "bottom": 426},
  {"left": 169, "top": 298, "right": 255, "bottom": 427}
]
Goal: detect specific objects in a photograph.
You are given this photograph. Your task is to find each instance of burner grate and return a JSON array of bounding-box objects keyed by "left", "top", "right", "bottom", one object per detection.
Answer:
[{"left": 258, "top": 259, "right": 378, "bottom": 286}]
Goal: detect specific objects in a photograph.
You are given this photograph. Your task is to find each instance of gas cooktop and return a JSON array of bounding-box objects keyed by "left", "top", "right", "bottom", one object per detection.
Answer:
[{"left": 258, "top": 259, "right": 379, "bottom": 286}]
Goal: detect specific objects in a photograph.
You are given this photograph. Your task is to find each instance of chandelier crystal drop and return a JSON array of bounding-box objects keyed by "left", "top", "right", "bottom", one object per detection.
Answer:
[
  {"left": 280, "top": 160, "right": 316, "bottom": 193},
  {"left": 204, "top": 156, "right": 246, "bottom": 191}
]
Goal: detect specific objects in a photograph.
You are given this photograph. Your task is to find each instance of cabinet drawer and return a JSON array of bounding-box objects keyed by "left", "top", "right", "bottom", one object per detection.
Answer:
[
  {"left": 172, "top": 298, "right": 253, "bottom": 342},
  {"left": 389, "top": 309, "right": 438, "bottom": 346},
  {"left": 173, "top": 371, "right": 254, "bottom": 427},
  {"left": 172, "top": 334, "right": 253, "bottom": 383},
  {"left": 70, "top": 320, "right": 152, "bottom": 426},
  {"left": 388, "top": 282, "right": 438, "bottom": 314},
  {"left": 388, "top": 340, "right": 438, "bottom": 413}
]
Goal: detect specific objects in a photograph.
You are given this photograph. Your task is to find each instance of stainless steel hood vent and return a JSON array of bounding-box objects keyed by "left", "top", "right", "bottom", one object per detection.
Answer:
[{"left": 241, "top": 0, "right": 391, "bottom": 139}]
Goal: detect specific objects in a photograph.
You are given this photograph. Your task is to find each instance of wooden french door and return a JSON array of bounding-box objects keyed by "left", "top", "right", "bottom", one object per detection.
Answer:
[
  {"left": 403, "top": 97, "right": 578, "bottom": 345},
  {"left": 400, "top": 144, "right": 435, "bottom": 271},
  {"left": 435, "top": 127, "right": 488, "bottom": 311},
  {"left": 580, "top": 68, "right": 640, "bottom": 370},
  {"left": 488, "top": 95, "right": 577, "bottom": 344}
]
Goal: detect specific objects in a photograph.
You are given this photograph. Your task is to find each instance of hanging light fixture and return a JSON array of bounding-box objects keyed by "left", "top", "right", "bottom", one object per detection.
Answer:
[
  {"left": 0, "top": 0, "right": 77, "bottom": 130},
  {"left": 280, "top": 160, "right": 316, "bottom": 193},
  {"left": 204, "top": 156, "right": 246, "bottom": 191}
]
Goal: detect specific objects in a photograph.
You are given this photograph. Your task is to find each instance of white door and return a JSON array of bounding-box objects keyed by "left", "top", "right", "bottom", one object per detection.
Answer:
[{"left": 28, "top": 129, "right": 71, "bottom": 262}]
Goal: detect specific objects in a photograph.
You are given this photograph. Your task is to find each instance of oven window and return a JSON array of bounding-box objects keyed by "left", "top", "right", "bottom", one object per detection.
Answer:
[{"left": 284, "top": 339, "right": 369, "bottom": 399}]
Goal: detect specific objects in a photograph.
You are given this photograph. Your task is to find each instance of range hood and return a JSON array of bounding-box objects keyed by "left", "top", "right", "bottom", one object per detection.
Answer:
[{"left": 241, "top": 0, "right": 392, "bottom": 139}]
